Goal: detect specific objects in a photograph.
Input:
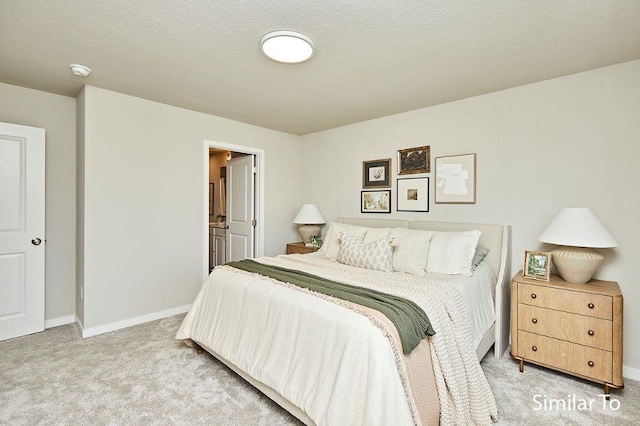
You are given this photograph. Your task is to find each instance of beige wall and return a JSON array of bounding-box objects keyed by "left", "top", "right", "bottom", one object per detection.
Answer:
[
  {"left": 0, "top": 83, "right": 76, "bottom": 324},
  {"left": 301, "top": 60, "right": 640, "bottom": 374},
  {"left": 75, "top": 88, "right": 86, "bottom": 325},
  {"left": 78, "top": 86, "right": 301, "bottom": 329}
]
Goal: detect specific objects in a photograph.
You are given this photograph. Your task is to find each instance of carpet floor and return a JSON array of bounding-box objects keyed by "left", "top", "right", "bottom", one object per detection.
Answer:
[{"left": 1, "top": 314, "right": 638, "bottom": 425}]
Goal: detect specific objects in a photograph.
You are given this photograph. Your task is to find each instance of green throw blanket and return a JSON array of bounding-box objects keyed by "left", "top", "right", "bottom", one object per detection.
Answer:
[{"left": 226, "top": 259, "right": 435, "bottom": 354}]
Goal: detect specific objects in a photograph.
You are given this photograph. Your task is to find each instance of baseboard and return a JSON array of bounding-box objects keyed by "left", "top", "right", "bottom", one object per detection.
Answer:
[
  {"left": 623, "top": 365, "right": 640, "bottom": 382},
  {"left": 44, "top": 314, "right": 76, "bottom": 329},
  {"left": 81, "top": 304, "right": 191, "bottom": 338}
]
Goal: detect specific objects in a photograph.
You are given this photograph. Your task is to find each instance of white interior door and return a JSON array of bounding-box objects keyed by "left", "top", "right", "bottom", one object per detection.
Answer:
[
  {"left": 226, "top": 155, "right": 255, "bottom": 262},
  {"left": 0, "top": 122, "right": 45, "bottom": 341}
]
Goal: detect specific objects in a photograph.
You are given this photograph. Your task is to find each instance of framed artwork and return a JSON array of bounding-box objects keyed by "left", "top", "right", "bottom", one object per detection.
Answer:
[
  {"left": 397, "top": 145, "right": 430, "bottom": 175},
  {"left": 435, "top": 153, "right": 477, "bottom": 204},
  {"left": 397, "top": 177, "right": 429, "bottom": 212},
  {"left": 523, "top": 250, "right": 552, "bottom": 282},
  {"left": 209, "top": 183, "right": 214, "bottom": 215},
  {"left": 361, "top": 190, "right": 391, "bottom": 213},
  {"left": 362, "top": 158, "right": 391, "bottom": 188}
]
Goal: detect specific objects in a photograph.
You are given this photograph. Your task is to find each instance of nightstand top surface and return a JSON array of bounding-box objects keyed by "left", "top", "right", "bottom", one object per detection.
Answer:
[{"left": 513, "top": 270, "right": 621, "bottom": 296}]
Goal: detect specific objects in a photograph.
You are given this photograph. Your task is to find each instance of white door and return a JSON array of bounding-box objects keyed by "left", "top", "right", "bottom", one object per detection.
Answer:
[
  {"left": 226, "top": 155, "right": 255, "bottom": 262},
  {"left": 0, "top": 122, "right": 45, "bottom": 341}
]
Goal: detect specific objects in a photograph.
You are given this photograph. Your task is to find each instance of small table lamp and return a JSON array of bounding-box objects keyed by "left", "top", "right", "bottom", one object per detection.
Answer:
[
  {"left": 293, "top": 204, "right": 325, "bottom": 245},
  {"left": 538, "top": 208, "right": 617, "bottom": 284}
]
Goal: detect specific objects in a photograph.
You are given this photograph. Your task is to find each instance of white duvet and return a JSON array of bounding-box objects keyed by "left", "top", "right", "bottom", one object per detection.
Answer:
[{"left": 176, "top": 254, "right": 497, "bottom": 425}]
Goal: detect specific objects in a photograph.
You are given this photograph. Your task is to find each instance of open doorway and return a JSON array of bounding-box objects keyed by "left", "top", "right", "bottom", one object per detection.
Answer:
[{"left": 203, "top": 140, "right": 265, "bottom": 279}]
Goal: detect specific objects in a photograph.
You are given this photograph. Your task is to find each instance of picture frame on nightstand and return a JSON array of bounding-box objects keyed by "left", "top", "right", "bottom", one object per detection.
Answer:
[{"left": 523, "top": 250, "right": 551, "bottom": 281}]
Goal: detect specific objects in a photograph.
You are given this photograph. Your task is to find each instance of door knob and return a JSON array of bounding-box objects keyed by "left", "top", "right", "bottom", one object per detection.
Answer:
[{"left": 31, "top": 238, "right": 42, "bottom": 246}]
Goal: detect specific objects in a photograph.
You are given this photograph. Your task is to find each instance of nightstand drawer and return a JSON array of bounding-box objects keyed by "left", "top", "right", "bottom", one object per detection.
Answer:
[
  {"left": 518, "top": 283, "right": 612, "bottom": 320},
  {"left": 517, "top": 304, "right": 612, "bottom": 351},
  {"left": 518, "top": 331, "right": 612, "bottom": 383},
  {"left": 286, "top": 242, "right": 319, "bottom": 255}
]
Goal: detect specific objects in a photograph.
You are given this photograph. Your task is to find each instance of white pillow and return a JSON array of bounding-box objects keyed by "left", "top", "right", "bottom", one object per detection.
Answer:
[
  {"left": 363, "top": 227, "right": 391, "bottom": 243},
  {"left": 390, "top": 228, "right": 433, "bottom": 276},
  {"left": 320, "top": 222, "right": 367, "bottom": 260},
  {"left": 337, "top": 232, "right": 394, "bottom": 272},
  {"left": 426, "top": 230, "right": 481, "bottom": 276}
]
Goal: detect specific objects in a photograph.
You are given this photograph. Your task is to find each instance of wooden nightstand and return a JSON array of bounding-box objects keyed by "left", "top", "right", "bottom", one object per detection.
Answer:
[
  {"left": 511, "top": 271, "right": 623, "bottom": 395},
  {"left": 286, "top": 242, "right": 319, "bottom": 255}
]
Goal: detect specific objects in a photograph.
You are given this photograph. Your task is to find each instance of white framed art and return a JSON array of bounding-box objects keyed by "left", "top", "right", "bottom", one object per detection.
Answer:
[
  {"left": 435, "top": 153, "right": 477, "bottom": 204},
  {"left": 397, "top": 177, "right": 429, "bottom": 212}
]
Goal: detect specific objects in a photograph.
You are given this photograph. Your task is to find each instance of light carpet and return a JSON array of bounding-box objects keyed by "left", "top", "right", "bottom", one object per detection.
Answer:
[{"left": 1, "top": 314, "right": 638, "bottom": 425}]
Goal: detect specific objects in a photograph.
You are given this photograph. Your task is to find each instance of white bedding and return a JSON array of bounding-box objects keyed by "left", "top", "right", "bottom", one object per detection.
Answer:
[
  {"left": 425, "top": 261, "right": 496, "bottom": 349},
  {"left": 177, "top": 262, "right": 415, "bottom": 425},
  {"left": 176, "top": 253, "right": 497, "bottom": 425}
]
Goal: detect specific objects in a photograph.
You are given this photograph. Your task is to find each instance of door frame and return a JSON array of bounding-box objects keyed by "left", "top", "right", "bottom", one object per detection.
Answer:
[{"left": 203, "top": 140, "right": 265, "bottom": 280}]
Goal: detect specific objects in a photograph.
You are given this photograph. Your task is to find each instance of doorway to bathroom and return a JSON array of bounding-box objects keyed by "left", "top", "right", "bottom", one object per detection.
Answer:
[{"left": 203, "top": 140, "right": 265, "bottom": 278}]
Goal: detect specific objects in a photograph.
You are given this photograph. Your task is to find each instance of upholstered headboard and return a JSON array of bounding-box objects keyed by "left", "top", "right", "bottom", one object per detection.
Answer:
[
  {"left": 339, "top": 218, "right": 508, "bottom": 278},
  {"left": 338, "top": 217, "right": 512, "bottom": 358}
]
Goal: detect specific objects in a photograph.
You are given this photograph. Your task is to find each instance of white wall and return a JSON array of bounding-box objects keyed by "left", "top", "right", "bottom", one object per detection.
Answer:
[
  {"left": 78, "top": 86, "right": 301, "bottom": 330},
  {"left": 301, "top": 60, "right": 640, "bottom": 373},
  {"left": 0, "top": 83, "right": 76, "bottom": 325}
]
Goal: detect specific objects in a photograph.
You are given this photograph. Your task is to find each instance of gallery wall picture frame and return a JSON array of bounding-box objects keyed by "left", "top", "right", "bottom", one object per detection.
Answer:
[
  {"left": 361, "top": 190, "right": 391, "bottom": 214},
  {"left": 397, "top": 177, "right": 429, "bottom": 212},
  {"left": 397, "top": 145, "right": 430, "bottom": 175},
  {"left": 523, "top": 250, "right": 552, "bottom": 282},
  {"left": 362, "top": 158, "right": 392, "bottom": 188},
  {"left": 434, "top": 153, "right": 477, "bottom": 204}
]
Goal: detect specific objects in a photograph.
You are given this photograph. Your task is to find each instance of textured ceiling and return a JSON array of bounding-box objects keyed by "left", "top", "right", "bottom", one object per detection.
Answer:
[{"left": 1, "top": 1, "right": 639, "bottom": 135}]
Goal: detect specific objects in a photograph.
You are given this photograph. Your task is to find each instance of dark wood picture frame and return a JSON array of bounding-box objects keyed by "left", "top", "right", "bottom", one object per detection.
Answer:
[
  {"left": 397, "top": 145, "right": 430, "bottom": 175},
  {"left": 362, "top": 158, "right": 391, "bottom": 188}
]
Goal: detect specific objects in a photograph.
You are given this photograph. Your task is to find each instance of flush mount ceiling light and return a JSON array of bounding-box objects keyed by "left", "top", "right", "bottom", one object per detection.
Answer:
[
  {"left": 260, "top": 30, "right": 314, "bottom": 64},
  {"left": 69, "top": 64, "right": 91, "bottom": 77}
]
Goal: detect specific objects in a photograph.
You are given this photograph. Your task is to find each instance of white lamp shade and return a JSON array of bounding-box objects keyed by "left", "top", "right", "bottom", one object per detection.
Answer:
[
  {"left": 293, "top": 204, "right": 325, "bottom": 225},
  {"left": 538, "top": 208, "right": 617, "bottom": 248}
]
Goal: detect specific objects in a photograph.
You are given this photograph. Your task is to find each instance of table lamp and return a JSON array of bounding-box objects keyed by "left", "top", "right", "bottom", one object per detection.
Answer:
[
  {"left": 538, "top": 208, "right": 617, "bottom": 284},
  {"left": 293, "top": 204, "right": 325, "bottom": 245}
]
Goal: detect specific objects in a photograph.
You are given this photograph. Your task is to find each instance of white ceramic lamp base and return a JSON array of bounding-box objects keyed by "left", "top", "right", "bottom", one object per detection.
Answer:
[
  {"left": 551, "top": 246, "right": 604, "bottom": 284},
  {"left": 298, "top": 224, "right": 321, "bottom": 245}
]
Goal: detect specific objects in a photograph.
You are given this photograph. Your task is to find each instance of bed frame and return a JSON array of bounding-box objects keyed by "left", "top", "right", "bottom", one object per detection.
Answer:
[{"left": 195, "top": 218, "right": 511, "bottom": 425}]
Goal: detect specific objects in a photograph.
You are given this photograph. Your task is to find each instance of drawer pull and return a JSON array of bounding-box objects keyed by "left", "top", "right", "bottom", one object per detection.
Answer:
[
  {"left": 588, "top": 361, "right": 595, "bottom": 367},
  {"left": 588, "top": 330, "right": 595, "bottom": 336},
  {"left": 531, "top": 293, "right": 537, "bottom": 299},
  {"left": 531, "top": 318, "right": 538, "bottom": 324},
  {"left": 588, "top": 303, "right": 595, "bottom": 309},
  {"left": 532, "top": 346, "right": 538, "bottom": 352}
]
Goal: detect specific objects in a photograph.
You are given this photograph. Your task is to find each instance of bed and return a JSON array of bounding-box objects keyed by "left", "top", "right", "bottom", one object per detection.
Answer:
[{"left": 176, "top": 218, "right": 511, "bottom": 425}]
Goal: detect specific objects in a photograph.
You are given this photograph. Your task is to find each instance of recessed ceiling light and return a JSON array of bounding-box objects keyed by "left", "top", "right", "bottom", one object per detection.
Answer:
[
  {"left": 69, "top": 64, "right": 91, "bottom": 77},
  {"left": 260, "top": 31, "right": 314, "bottom": 64}
]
